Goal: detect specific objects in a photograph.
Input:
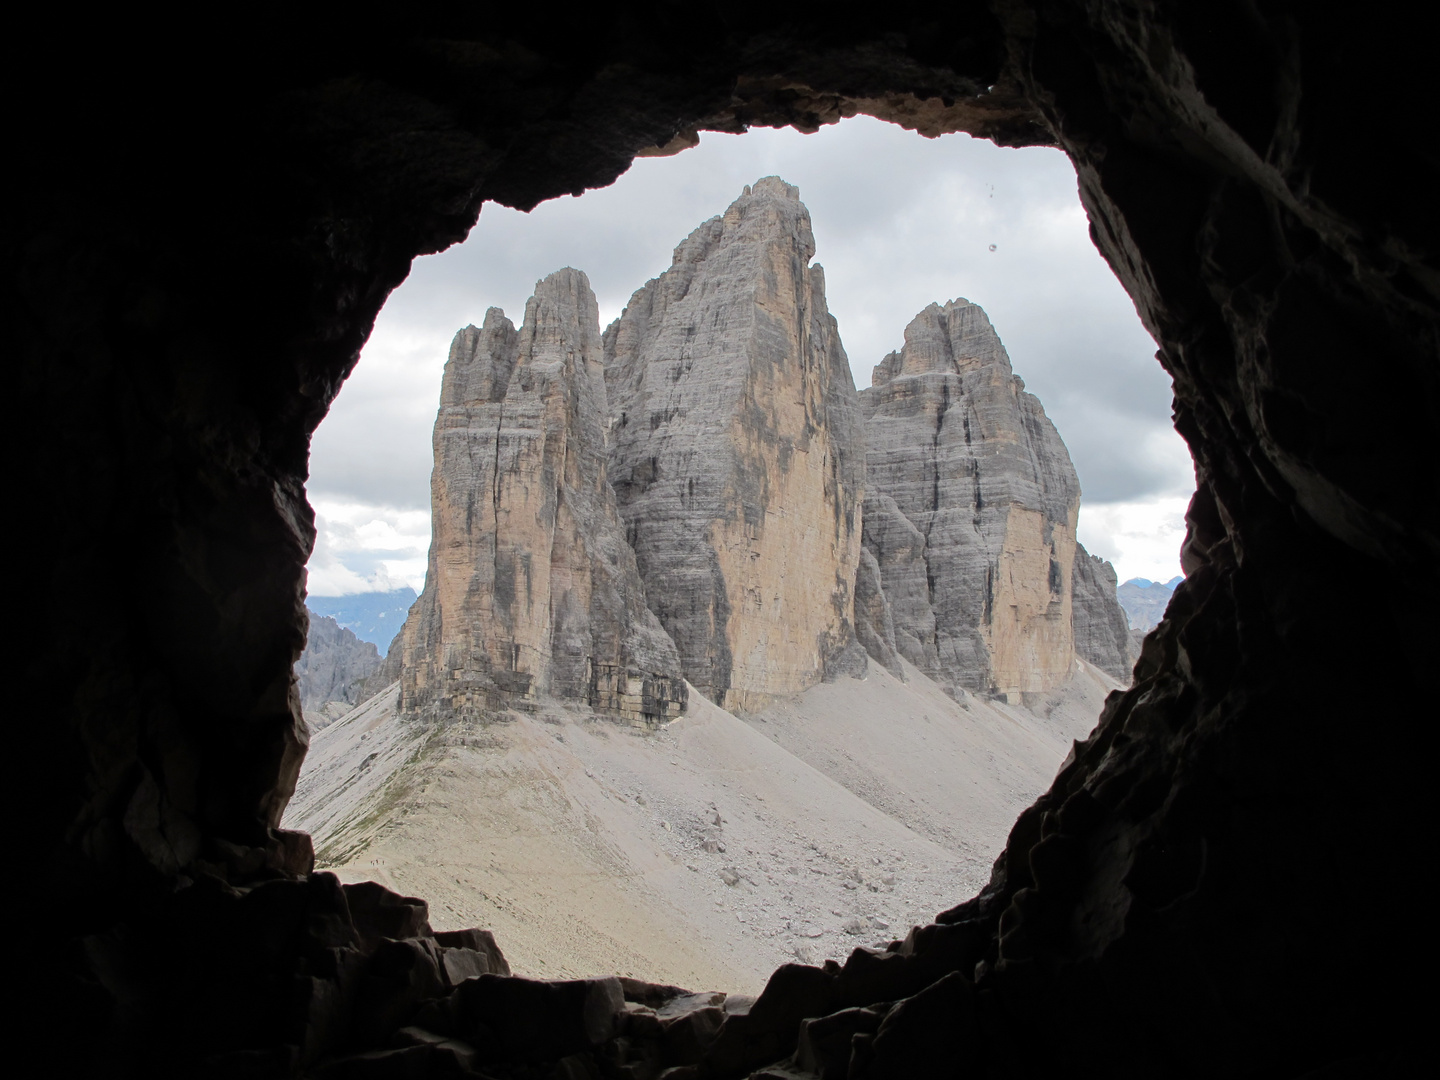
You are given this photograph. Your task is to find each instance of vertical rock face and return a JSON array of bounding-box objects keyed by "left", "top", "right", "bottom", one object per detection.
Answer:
[
  {"left": 860, "top": 299, "right": 1081, "bottom": 702},
  {"left": 604, "top": 178, "right": 865, "bottom": 712},
  {"left": 295, "top": 614, "right": 382, "bottom": 711},
  {"left": 400, "top": 270, "right": 685, "bottom": 724},
  {"left": 853, "top": 547, "right": 904, "bottom": 679},
  {"left": 1070, "top": 542, "right": 1136, "bottom": 682}
]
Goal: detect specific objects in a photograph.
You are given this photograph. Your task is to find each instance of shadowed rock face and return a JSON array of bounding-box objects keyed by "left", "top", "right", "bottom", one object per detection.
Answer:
[
  {"left": 17, "top": 3, "right": 1434, "bottom": 1075},
  {"left": 400, "top": 270, "right": 685, "bottom": 724},
  {"left": 294, "top": 613, "right": 382, "bottom": 713},
  {"left": 1069, "top": 542, "right": 1135, "bottom": 682},
  {"left": 1117, "top": 575, "right": 1179, "bottom": 632},
  {"left": 860, "top": 299, "right": 1081, "bottom": 702},
  {"left": 604, "top": 178, "right": 864, "bottom": 713},
  {"left": 853, "top": 546, "right": 904, "bottom": 679}
]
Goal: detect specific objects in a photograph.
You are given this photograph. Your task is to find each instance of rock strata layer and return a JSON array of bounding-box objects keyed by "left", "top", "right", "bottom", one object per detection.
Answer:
[
  {"left": 399, "top": 271, "right": 685, "bottom": 724},
  {"left": 604, "top": 178, "right": 864, "bottom": 712},
  {"left": 1069, "top": 543, "right": 1136, "bottom": 682},
  {"left": 860, "top": 299, "right": 1081, "bottom": 702}
]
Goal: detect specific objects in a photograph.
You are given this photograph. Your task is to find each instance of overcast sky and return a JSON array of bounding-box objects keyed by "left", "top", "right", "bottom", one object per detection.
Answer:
[{"left": 306, "top": 117, "right": 1193, "bottom": 597}]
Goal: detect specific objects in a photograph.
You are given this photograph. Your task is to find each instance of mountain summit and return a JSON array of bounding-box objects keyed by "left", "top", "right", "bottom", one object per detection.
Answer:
[
  {"left": 859, "top": 298, "right": 1133, "bottom": 701},
  {"left": 603, "top": 176, "right": 865, "bottom": 713},
  {"left": 380, "top": 179, "right": 1134, "bottom": 724},
  {"left": 288, "top": 178, "right": 1142, "bottom": 988}
]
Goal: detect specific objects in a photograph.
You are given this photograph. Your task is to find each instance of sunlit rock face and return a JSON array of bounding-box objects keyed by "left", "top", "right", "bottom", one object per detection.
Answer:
[
  {"left": 603, "top": 178, "right": 865, "bottom": 713},
  {"left": 400, "top": 269, "right": 685, "bottom": 724},
  {"left": 860, "top": 299, "right": 1081, "bottom": 702}
]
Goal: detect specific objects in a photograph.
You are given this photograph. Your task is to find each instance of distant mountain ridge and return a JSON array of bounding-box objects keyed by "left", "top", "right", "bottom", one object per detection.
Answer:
[
  {"left": 1117, "top": 575, "right": 1182, "bottom": 632},
  {"left": 306, "top": 587, "right": 417, "bottom": 647},
  {"left": 294, "top": 615, "right": 383, "bottom": 731}
]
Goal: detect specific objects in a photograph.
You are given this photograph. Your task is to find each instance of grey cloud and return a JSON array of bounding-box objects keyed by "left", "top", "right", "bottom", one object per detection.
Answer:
[
  {"left": 309, "top": 393, "right": 437, "bottom": 509},
  {"left": 1053, "top": 404, "right": 1193, "bottom": 503},
  {"left": 310, "top": 116, "right": 1189, "bottom": 517},
  {"left": 327, "top": 549, "right": 425, "bottom": 580}
]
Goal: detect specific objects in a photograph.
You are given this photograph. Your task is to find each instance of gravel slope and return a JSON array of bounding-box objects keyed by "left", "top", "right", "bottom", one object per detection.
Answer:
[{"left": 284, "top": 661, "right": 1117, "bottom": 994}]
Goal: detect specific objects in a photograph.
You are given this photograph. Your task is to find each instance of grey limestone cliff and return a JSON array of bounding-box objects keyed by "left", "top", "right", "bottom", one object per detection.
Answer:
[
  {"left": 349, "top": 629, "right": 404, "bottom": 708},
  {"left": 859, "top": 298, "right": 1082, "bottom": 702},
  {"left": 399, "top": 270, "right": 686, "bottom": 724},
  {"left": 854, "top": 547, "right": 904, "bottom": 679},
  {"left": 295, "top": 613, "right": 383, "bottom": 725},
  {"left": 603, "top": 177, "right": 865, "bottom": 713},
  {"left": 1070, "top": 543, "right": 1136, "bottom": 682}
]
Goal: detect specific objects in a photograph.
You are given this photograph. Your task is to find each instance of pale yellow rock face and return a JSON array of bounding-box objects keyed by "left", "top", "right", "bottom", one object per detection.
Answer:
[
  {"left": 985, "top": 504, "right": 1079, "bottom": 702},
  {"left": 710, "top": 406, "right": 863, "bottom": 714},
  {"left": 400, "top": 270, "right": 685, "bottom": 723},
  {"left": 604, "top": 178, "right": 865, "bottom": 713}
]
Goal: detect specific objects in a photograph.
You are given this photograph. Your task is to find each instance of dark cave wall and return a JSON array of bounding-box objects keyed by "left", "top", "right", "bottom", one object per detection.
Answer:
[
  {"left": 10, "top": 1, "right": 1435, "bottom": 1073},
  {"left": 933, "top": 4, "right": 1437, "bottom": 1071},
  {"left": 17, "top": 0, "right": 1027, "bottom": 925},
  {"left": 966, "top": 4, "right": 1437, "bottom": 1069}
]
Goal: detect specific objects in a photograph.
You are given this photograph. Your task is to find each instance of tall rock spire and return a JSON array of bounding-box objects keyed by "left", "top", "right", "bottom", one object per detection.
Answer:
[
  {"left": 399, "top": 269, "right": 686, "bottom": 723},
  {"left": 860, "top": 298, "right": 1082, "bottom": 702},
  {"left": 603, "top": 178, "right": 866, "bottom": 713}
]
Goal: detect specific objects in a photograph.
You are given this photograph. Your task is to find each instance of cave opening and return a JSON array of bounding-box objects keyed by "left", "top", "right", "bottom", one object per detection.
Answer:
[
  {"left": 19, "top": 5, "right": 1433, "bottom": 1075},
  {"left": 289, "top": 115, "right": 1190, "bottom": 991}
]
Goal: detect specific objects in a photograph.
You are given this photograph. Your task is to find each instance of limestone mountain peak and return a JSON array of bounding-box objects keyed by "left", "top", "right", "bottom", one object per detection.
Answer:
[
  {"left": 871, "top": 297, "right": 1013, "bottom": 388},
  {"left": 746, "top": 175, "right": 801, "bottom": 200},
  {"left": 393, "top": 193, "right": 1131, "bottom": 720},
  {"left": 859, "top": 295, "right": 1098, "bottom": 701},
  {"left": 399, "top": 267, "right": 685, "bottom": 724},
  {"left": 605, "top": 178, "right": 863, "bottom": 712}
]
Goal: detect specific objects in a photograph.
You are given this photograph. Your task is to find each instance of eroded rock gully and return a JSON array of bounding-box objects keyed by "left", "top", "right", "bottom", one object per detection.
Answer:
[{"left": 16, "top": 2, "right": 1433, "bottom": 1075}]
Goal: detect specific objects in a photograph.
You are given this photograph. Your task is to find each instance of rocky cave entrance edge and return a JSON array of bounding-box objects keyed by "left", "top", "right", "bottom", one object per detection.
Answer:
[
  {"left": 303, "top": 116, "right": 1169, "bottom": 979},
  {"left": 25, "top": 5, "right": 1434, "bottom": 1074}
]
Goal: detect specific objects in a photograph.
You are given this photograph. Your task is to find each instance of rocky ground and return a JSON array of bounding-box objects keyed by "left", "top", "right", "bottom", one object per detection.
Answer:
[{"left": 285, "top": 660, "right": 1114, "bottom": 995}]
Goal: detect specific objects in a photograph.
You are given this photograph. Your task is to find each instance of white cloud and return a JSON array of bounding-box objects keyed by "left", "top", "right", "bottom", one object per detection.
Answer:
[
  {"left": 307, "top": 325, "right": 451, "bottom": 510},
  {"left": 1078, "top": 493, "right": 1192, "bottom": 585},
  {"left": 305, "top": 500, "right": 430, "bottom": 597},
  {"left": 307, "top": 115, "right": 1192, "bottom": 593}
]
